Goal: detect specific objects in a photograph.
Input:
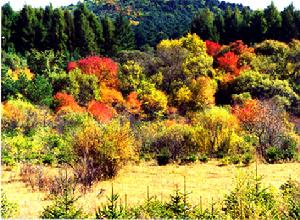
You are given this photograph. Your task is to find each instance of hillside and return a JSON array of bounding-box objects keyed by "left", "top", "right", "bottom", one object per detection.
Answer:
[{"left": 76, "top": 0, "right": 247, "bottom": 47}]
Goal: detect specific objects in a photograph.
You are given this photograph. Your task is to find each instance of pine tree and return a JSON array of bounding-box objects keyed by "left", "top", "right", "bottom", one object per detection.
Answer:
[
  {"left": 191, "top": 7, "right": 218, "bottom": 41},
  {"left": 240, "top": 7, "right": 252, "bottom": 43},
  {"left": 51, "top": 8, "right": 68, "bottom": 51},
  {"left": 74, "top": 3, "right": 97, "bottom": 56},
  {"left": 14, "top": 5, "right": 37, "bottom": 53},
  {"left": 34, "top": 8, "right": 47, "bottom": 51},
  {"left": 1, "top": 3, "right": 16, "bottom": 51},
  {"left": 264, "top": 2, "right": 282, "bottom": 40},
  {"left": 64, "top": 10, "right": 76, "bottom": 53},
  {"left": 88, "top": 13, "right": 104, "bottom": 54},
  {"left": 214, "top": 9, "right": 225, "bottom": 43},
  {"left": 250, "top": 10, "right": 267, "bottom": 43},
  {"left": 43, "top": 4, "right": 54, "bottom": 50},
  {"left": 114, "top": 13, "right": 135, "bottom": 53},
  {"left": 281, "top": 4, "right": 297, "bottom": 42},
  {"left": 102, "top": 16, "right": 116, "bottom": 56}
]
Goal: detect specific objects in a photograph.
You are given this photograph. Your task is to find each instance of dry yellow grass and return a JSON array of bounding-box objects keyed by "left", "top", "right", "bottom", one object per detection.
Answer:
[{"left": 1, "top": 160, "right": 300, "bottom": 218}]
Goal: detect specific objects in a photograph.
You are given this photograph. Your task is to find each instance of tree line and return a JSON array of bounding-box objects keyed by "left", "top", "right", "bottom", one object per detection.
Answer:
[
  {"left": 1, "top": 2, "right": 135, "bottom": 57},
  {"left": 191, "top": 2, "right": 300, "bottom": 44}
]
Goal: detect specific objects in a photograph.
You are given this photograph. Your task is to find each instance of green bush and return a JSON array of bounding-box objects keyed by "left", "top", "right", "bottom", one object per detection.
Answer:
[
  {"left": 1, "top": 192, "right": 19, "bottom": 218},
  {"left": 229, "top": 155, "right": 241, "bottom": 165},
  {"left": 223, "top": 172, "right": 279, "bottom": 219},
  {"left": 266, "top": 147, "right": 283, "bottom": 163},
  {"left": 152, "top": 124, "right": 198, "bottom": 162},
  {"left": 242, "top": 153, "right": 253, "bottom": 166},
  {"left": 198, "top": 154, "right": 208, "bottom": 163}
]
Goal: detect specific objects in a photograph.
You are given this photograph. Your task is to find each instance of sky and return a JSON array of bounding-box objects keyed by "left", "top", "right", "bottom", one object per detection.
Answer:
[{"left": 1, "top": 0, "right": 300, "bottom": 11}]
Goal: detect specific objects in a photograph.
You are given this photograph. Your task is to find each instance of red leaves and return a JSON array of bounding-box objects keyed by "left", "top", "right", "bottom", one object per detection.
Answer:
[
  {"left": 76, "top": 56, "right": 119, "bottom": 88},
  {"left": 54, "top": 92, "right": 83, "bottom": 112},
  {"left": 205, "top": 40, "right": 222, "bottom": 57},
  {"left": 217, "top": 51, "right": 240, "bottom": 76},
  {"left": 87, "top": 100, "right": 115, "bottom": 122},
  {"left": 67, "top": 61, "right": 77, "bottom": 72}
]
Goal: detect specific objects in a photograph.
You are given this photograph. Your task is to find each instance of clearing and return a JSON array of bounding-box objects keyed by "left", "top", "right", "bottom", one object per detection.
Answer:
[{"left": 1, "top": 160, "right": 300, "bottom": 218}]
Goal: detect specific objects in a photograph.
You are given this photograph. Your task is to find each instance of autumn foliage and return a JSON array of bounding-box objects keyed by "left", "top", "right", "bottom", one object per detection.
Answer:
[
  {"left": 66, "top": 61, "right": 78, "bottom": 72},
  {"left": 71, "top": 56, "right": 119, "bottom": 88},
  {"left": 53, "top": 92, "right": 83, "bottom": 112},
  {"left": 205, "top": 40, "right": 222, "bottom": 57},
  {"left": 126, "top": 92, "right": 142, "bottom": 115},
  {"left": 217, "top": 51, "right": 240, "bottom": 76},
  {"left": 232, "top": 99, "right": 261, "bottom": 126},
  {"left": 87, "top": 100, "right": 115, "bottom": 122}
]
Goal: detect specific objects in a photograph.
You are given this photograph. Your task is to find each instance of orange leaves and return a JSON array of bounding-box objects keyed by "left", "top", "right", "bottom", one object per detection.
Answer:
[
  {"left": 54, "top": 92, "right": 83, "bottom": 113},
  {"left": 126, "top": 92, "right": 142, "bottom": 115},
  {"left": 100, "top": 84, "right": 125, "bottom": 106},
  {"left": 232, "top": 99, "right": 261, "bottom": 125},
  {"left": 87, "top": 100, "right": 115, "bottom": 123},
  {"left": 75, "top": 56, "right": 119, "bottom": 88}
]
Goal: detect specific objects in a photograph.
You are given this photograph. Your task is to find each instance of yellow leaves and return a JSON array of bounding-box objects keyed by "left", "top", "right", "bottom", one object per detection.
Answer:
[
  {"left": 190, "top": 76, "right": 217, "bottom": 108},
  {"left": 180, "top": 33, "right": 206, "bottom": 54},
  {"left": 176, "top": 85, "right": 192, "bottom": 104},
  {"left": 157, "top": 39, "right": 182, "bottom": 50},
  {"left": 7, "top": 67, "right": 34, "bottom": 81}
]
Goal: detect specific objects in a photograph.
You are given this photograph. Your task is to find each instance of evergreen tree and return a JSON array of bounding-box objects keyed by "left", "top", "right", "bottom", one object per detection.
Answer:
[
  {"left": 43, "top": 4, "right": 54, "bottom": 50},
  {"left": 51, "top": 8, "right": 68, "bottom": 51},
  {"left": 250, "top": 10, "right": 267, "bottom": 43},
  {"left": 88, "top": 13, "right": 104, "bottom": 54},
  {"left": 34, "top": 8, "right": 47, "bottom": 51},
  {"left": 223, "top": 6, "right": 233, "bottom": 43},
  {"left": 191, "top": 7, "right": 218, "bottom": 41},
  {"left": 264, "top": 2, "right": 282, "bottom": 40},
  {"left": 214, "top": 9, "right": 225, "bottom": 43},
  {"left": 64, "top": 10, "right": 76, "bottom": 53},
  {"left": 231, "top": 7, "right": 243, "bottom": 41},
  {"left": 113, "top": 13, "right": 135, "bottom": 52},
  {"left": 1, "top": 3, "right": 16, "bottom": 51},
  {"left": 74, "top": 3, "right": 97, "bottom": 56},
  {"left": 281, "top": 4, "right": 297, "bottom": 42},
  {"left": 240, "top": 7, "right": 252, "bottom": 43},
  {"left": 102, "top": 16, "right": 116, "bottom": 56},
  {"left": 14, "top": 5, "right": 37, "bottom": 53}
]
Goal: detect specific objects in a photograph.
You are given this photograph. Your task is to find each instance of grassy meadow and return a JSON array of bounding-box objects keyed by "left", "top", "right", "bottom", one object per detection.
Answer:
[{"left": 2, "top": 160, "right": 300, "bottom": 218}]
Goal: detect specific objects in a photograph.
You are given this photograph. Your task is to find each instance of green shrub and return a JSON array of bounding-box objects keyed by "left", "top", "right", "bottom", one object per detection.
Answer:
[
  {"left": 229, "top": 155, "right": 241, "bottom": 165},
  {"left": 280, "top": 179, "right": 300, "bottom": 219},
  {"left": 223, "top": 172, "right": 279, "bottom": 219},
  {"left": 198, "top": 154, "right": 208, "bottom": 163},
  {"left": 156, "top": 148, "right": 170, "bottom": 166},
  {"left": 242, "top": 153, "right": 253, "bottom": 166},
  {"left": 96, "top": 186, "right": 128, "bottom": 219},
  {"left": 153, "top": 124, "right": 198, "bottom": 162},
  {"left": 40, "top": 187, "right": 84, "bottom": 219},
  {"left": 1, "top": 192, "right": 19, "bottom": 218},
  {"left": 266, "top": 147, "right": 283, "bottom": 163},
  {"left": 180, "top": 154, "right": 198, "bottom": 164}
]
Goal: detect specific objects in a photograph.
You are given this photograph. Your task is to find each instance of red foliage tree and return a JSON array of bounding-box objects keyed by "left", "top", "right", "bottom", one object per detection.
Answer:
[
  {"left": 217, "top": 51, "right": 240, "bottom": 76},
  {"left": 76, "top": 56, "right": 119, "bottom": 88},
  {"left": 67, "top": 61, "right": 78, "bottom": 72},
  {"left": 205, "top": 40, "right": 222, "bottom": 57},
  {"left": 229, "top": 40, "right": 254, "bottom": 55},
  {"left": 231, "top": 99, "right": 261, "bottom": 126},
  {"left": 87, "top": 100, "right": 115, "bottom": 122},
  {"left": 54, "top": 92, "right": 83, "bottom": 112}
]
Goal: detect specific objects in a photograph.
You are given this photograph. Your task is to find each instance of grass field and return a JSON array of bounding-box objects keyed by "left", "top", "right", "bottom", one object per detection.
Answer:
[{"left": 2, "top": 160, "right": 300, "bottom": 218}]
